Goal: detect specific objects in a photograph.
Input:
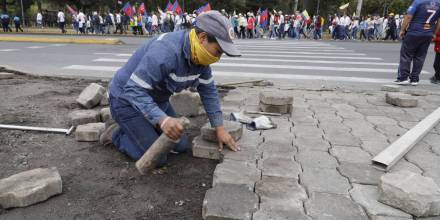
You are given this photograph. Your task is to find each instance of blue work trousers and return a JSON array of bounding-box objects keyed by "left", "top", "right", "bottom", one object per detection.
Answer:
[{"left": 397, "top": 34, "right": 432, "bottom": 82}]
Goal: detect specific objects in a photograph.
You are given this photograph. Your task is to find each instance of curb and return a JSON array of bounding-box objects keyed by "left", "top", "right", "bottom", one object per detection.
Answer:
[{"left": 0, "top": 36, "right": 124, "bottom": 45}]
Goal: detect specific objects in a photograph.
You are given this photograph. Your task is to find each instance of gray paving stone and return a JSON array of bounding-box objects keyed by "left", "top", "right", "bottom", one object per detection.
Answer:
[
  {"left": 0, "top": 167, "right": 62, "bottom": 208},
  {"left": 406, "top": 142, "right": 440, "bottom": 170},
  {"left": 332, "top": 103, "right": 357, "bottom": 112},
  {"left": 296, "top": 151, "right": 338, "bottom": 169},
  {"left": 76, "top": 83, "right": 106, "bottom": 109},
  {"left": 223, "top": 93, "right": 245, "bottom": 107},
  {"left": 379, "top": 170, "right": 440, "bottom": 217},
  {"left": 390, "top": 159, "right": 424, "bottom": 174},
  {"left": 337, "top": 110, "right": 365, "bottom": 119},
  {"left": 253, "top": 208, "right": 312, "bottom": 220},
  {"left": 293, "top": 136, "right": 331, "bottom": 152},
  {"left": 380, "top": 106, "right": 406, "bottom": 115},
  {"left": 330, "top": 146, "right": 372, "bottom": 164},
  {"left": 259, "top": 102, "right": 292, "bottom": 114},
  {"left": 100, "top": 107, "right": 112, "bottom": 122},
  {"left": 382, "top": 85, "right": 401, "bottom": 92},
  {"left": 213, "top": 161, "right": 260, "bottom": 191},
  {"left": 170, "top": 90, "right": 205, "bottom": 117},
  {"left": 99, "top": 92, "right": 109, "bottom": 106},
  {"left": 300, "top": 167, "right": 351, "bottom": 195},
  {"left": 305, "top": 192, "right": 368, "bottom": 220},
  {"left": 343, "top": 119, "right": 375, "bottom": 130},
  {"left": 324, "top": 130, "right": 362, "bottom": 147},
  {"left": 0, "top": 72, "right": 14, "bottom": 79},
  {"left": 425, "top": 170, "right": 440, "bottom": 186},
  {"left": 202, "top": 183, "right": 258, "bottom": 220},
  {"left": 260, "top": 139, "right": 296, "bottom": 159},
  {"left": 192, "top": 136, "right": 220, "bottom": 160},
  {"left": 238, "top": 128, "right": 263, "bottom": 147},
  {"left": 338, "top": 162, "right": 384, "bottom": 185},
  {"left": 399, "top": 121, "right": 419, "bottom": 130},
  {"left": 259, "top": 91, "right": 294, "bottom": 105},
  {"left": 75, "top": 123, "right": 106, "bottom": 142},
  {"left": 376, "top": 125, "right": 408, "bottom": 142},
  {"left": 256, "top": 176, "right": 307, "bottom": 210},
  {"left": 221, "top": 145, "right": 260, "bottom": 163},
  {"left": 353, "top": 128, "right": 389, "bottom": 142},
  {"left": 405, "top": 89, "right": 429, "bottom": 97},
  {"left": 68, "top": 110, "right": 101, "bottom": 126},
  {"left": 258, "top": 157, "right": 301, "bottom": 179},
  {"left": 350, "top": 184, "right": 413, "bottom": 219},
  {"left": 386, "top": 92, "right": 418, "bottom": 108},
  {"left": 362, "top": 140, "right": 390, "bottom": 156},
  {"left": 367, "top": 116, "right": 398, "bottom": 125},
  {"left": 292, "top": 125, "right": 324, "bottom": 139},
  {"left": 201, "top": 121, "right": 243, "bottom": 143},
  {"left": 356, "top": 107, "right": 386, "bottom": 116}
]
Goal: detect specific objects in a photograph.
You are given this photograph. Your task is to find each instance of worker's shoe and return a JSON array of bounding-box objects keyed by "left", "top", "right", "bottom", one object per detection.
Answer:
[
  {"left": 430, "top": 76, "right": 440, "bottom": 84},
  {"left": 99, "top": 123, "right": 119, "bottom": 146}
]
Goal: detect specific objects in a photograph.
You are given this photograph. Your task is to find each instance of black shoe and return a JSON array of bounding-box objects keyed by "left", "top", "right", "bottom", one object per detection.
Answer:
[
  {"left": 431, "top": 76, "right": 440, "bottom": 84},
  {"left": 394, "top": 79, "right": 410, "bottom": 85}
]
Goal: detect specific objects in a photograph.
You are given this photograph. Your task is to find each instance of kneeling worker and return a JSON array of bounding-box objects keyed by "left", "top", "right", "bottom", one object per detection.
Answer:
[{"left": 102, "top": 11, "right": 241, "bottom": 166}]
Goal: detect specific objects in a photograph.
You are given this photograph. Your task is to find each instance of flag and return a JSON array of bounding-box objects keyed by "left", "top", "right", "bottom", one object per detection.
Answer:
[
  {"left": 122, "top": 2, "right": 134, "bottom": 17},
  {"left": 66, "top": 4, "right": 77, "bottom": 15},
  {"left": 138, "top": 3, "right": 146, "bottom": 16},
  {"left": 171, "top": 0, "right": 182, "bottom": 15},
  {"left": 196, "top": 3, "right": 211, "bottom": 14},
  {"left": 260, "top": 9, "right": 269, "bottom": 27},
  {"left": 339, "top": 3, "right": 350, "bottom": 10},
  {"left": 302, "top": 10, "right": 310, "bottom": 20},
  {"left": 165, "top": 1, "right": 173, "bottom": 12}
]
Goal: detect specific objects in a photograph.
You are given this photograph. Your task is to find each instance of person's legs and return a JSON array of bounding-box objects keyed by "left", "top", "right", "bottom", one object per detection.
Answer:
[
  {"left": 397, "top": 35, "right": 415, "bottom": 81},
  {"left": 410, "top": 36, "right": 432, "bottom": 83},
  {"left": 434, "top": 52, "right": 440, "bottom": 80}
]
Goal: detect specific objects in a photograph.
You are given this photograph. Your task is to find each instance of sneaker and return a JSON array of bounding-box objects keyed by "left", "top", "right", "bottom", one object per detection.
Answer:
[
  {"left": 394, "top": 79, "right": 410, "bottom": 85},
  {"left": 99, "top": 123, "right": 119, "bottom": 146},
  {"left": 410, "top": 81, "right": 419, "bottom": 86},
  {"left": 430, "top": 77, "right": 440, "bottom": 84}
]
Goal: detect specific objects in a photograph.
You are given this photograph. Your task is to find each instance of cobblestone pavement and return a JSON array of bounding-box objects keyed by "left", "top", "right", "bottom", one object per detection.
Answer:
[{"left": 203, "top": 85, "right": 440, "bottom": 220}]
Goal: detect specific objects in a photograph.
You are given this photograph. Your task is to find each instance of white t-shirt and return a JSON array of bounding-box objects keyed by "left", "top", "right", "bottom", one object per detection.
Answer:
[
  {"left": 37, "top": 13, "right": 43, "bottom": 21},
  {"left": 152, "top": 15, "right": 158, "bottom": 26},
  {"left": 57, "top": 12, "right": 65, "bottom": 23},
  {"left": 116, "top": 14, "right": 121, "bottom": 24},
  {"left": 175, "top": 15, "right": 181, "bottom": 25}
]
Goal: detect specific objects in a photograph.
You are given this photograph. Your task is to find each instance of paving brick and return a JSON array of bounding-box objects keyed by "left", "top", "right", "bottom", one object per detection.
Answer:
[
  {"left": 366, "top": 116, "right": 398, "bottom": 125},
  {"left": 259, "top": 91, "right": 294, "bottom": 105},
  {"left": 201, "top": 121, "right": 243, "bottom": 143},
  {"left": 337, "top": 110, "right": 365, "bottom": 119},
  {"left": 75, "top": 123, "right": 106, "bottom": 142},
  {"left": 376, "top": 125, "right": 408, "bottom": 142},
  {"left": 0, "top": 72, "right": 14, "bottom": 79},
  {"left": 361, "top": 140, "right": 390, "bottom": 156},
  {"left": 258, "top": 157, "right": 301, "bottom": 179},
  {"left": 356, "top": 107, "right": 386, "bottom": 116},
  {"left": 76, "top": 83, "right": 106, "bottom": 109},
  {"left": 170, "top": 90, "right": 205, "bottom": 117},
  {"left": 223, "top": 93, "right": 246, "bottom": 107},
  {"left": 202, "top": 183, "right": 258, "bottom": 220},
  {"left": 338, "top": 162, "right": 384, "bottom": 185},
  {"left": 221, "top": 145, "right": 260, "bottom": 163},
  {"left": 0, "top": 167, "right": 62, "bottom": 208},
  {"left": 259, "top": 102, "right": 292, "bottom": 114},
  {"left": 296, "top": 151, "right": 338, "bottom": 169},
  {"left": 68, "top": 110, "right": 100, "bottom": 126},
  {"left": 192, "top": 136, "right": 220, "bottom": 160},
  {"left": 324, "top": 130, "right": 362, "bottom": 147},
  {"left": 405, "top": 89, "right": 429, "bottom": 96},
  {"left": 386, "top": 92, "right": 418, "bottom": 108},
  {"left": 260, "top": 139, "right": 296, "bottom": 159},
  {"left": 350, "top": 184, "right": 413, "bottom": 220},
  {"left": 213, "top": 161, "right": 260, "bottom": 191},
  {"left": 332, "top": 103, "right": 357, "bottom": 112},
  {"left": 330, "top": 146, "right": 372, "bottom": 164},
  {"left": 390, "top": 159, "right": 424, "bottom": 174},
  {"left": 253, "top": 208, "right": 312, "bottom": 220},
  {"left": 381, "top": 85, "right": 401, "bottom": 92},
  {"left": 238, "top": 128, "right": 263, "bottom": 147},
  {"left": 305, "top": 192, "right": 368, "bottom": 220},
  {"left": 300, "top": 167, "right": 351, "bottom": 195},
  {"left": 100, "top": 107, "right": 112, "bottom": 122},
  {"left": 292, "top": 125, "right": 324, "bottom": 139},
  {"left": 99, "top": 92, "right": 109, "bottom": 106},
  {"left": 406, "top": 142, "right": 440, "bottom": 170},
  {"left": 256, "top": 176, "right": 307, "bottom": 207},
  {"left": 293, "top": 136, "right": 331, "bottom": 152}
]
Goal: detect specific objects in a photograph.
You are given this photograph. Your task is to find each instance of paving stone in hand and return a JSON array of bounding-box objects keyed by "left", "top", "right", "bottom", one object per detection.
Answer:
[
  {"left": 221, "top": 145, "right": 260, "bottom": 163},
  {"left": 258, "top": 157, "right": 301, "bottom": 179},
  {"left": 296, "top": 151, "right": 338, "bottom": 169},
  {"left": 170, "top": 90, "right": 205, "bottom": 117},
  {"left": 330, "top": 146, "right": 372, "bottom": 164},
  {"left": 305, "top": 192, "right": 368, "bottom": 220},
  {"left": 213, "top": 160, "right": 260, "bottom": 191},
  {"left": 338, "top": 162, "right": 384, "bottom": 185},
  {"left": 300, "top": 167, "right": 351, "bottom": 195}
]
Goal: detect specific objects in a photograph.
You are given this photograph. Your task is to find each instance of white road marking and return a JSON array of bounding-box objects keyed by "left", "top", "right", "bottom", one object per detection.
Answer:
[
  {"left": 63, "top": 65, "right": 120, "bottom": 72},
  {"left": 241, "top": 53, "right": 382, "bottom": 60},
  {"left": 94, "top": 52, "right": 132, "bottom": 57},
  {"left": 26, "top": 46, "right": 46, "bottom": 49},
  {"left": 238, "top": 47, "right": 353, "bottom": 52},
  {"left": 0, "top": 49, "right": 19, "bottom": 52},
  {"left": 239, "top": 50, "right": 366, "bottom": 56},
  {"left": 221, "top": 57, "right": 398, "bottom": 66},
  {"left": 49, "top": 44, "right": 67, "bottom": 47},
  {"left": 94, "top": 58, "right": 128, "bottom": 62}
]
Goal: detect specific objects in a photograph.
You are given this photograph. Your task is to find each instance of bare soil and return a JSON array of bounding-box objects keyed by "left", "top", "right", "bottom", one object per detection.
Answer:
[{"left": 0, "top": 74, "right": 216, "bottom": 220}]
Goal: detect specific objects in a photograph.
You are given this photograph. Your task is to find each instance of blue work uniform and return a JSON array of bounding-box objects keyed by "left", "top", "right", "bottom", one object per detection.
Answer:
[
  {"left": 108, "top": 30, "right": 223, "bottom": 162},
  {"left": 398, "top": 0, "right": 440, "bottom": 82}
]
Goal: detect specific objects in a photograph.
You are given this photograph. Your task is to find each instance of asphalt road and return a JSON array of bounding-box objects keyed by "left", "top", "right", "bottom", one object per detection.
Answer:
[{"left": 0, "top": 33, "right": 438, "bottom": 90}]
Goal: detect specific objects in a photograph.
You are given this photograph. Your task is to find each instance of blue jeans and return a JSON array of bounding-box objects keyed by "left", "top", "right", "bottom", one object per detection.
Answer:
[
  {"left": 109, "top": 94, "right": 189, "bottom": 164},
  {"left": 397, "top": 34, "right": 432, "bottom": 82}
]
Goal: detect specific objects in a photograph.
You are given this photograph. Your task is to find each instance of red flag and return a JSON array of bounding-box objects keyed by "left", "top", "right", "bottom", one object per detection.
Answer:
[
  {"left": 138, "top": 3, "right": 146, "bottom": 15},
  {"left": 66, "top": 4, "right": 77, "bottom": 15},
  {"left": 165, "top": 1, "right": 173, "bottom": 12},
  {"left": 172, "top": 0, "right": 182, "bottom": 15},
  {"left": 122, "top": 2, "right": 134, "bottom": 17}
]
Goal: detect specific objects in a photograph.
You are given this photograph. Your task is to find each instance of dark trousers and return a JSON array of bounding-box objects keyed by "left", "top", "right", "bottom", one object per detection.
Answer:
[
  {"left": 398, "top": 34, "right": 432, "bottom": 82},
  {"left": 15, "top": 22, "right": 23, "bottom": 32},
  {"left": 59, "top": 22, "right": 66, "bottom": 33},
  {"left": 434, "top": 53, "right": 440, "bottom": 80},
  {"left": 109, "top": 95, "right": 188, "bottom": 163}
]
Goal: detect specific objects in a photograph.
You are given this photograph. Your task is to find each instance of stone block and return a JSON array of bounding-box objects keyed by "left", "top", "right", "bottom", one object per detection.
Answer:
[
  {"left": 99, "top": 92, "right": 109, "bottom": 106},
  {"left": 253, "top": 208, "right": 312, "bottom": 220},
  {"left": 293, "top": 136, "right": 331, "bottom": 152},
  {"left": 256, "top": 176, "right": 307, "bottom": 208},
  {"left": 221, "top": 145, "right": 260, "bottom": 163},
  {"left": 386, "top": 92, "right": 418, "bottom": 108},
  {"left": 213, "top": 161, "right": 260, "bottom": 191},
  {"left": 192, "top": 136, "right": 220, "bottom": 160},
  {"left": 68, "top": 110, "right": 100, "bottom": 126},
  {"left": 350, "top": 184, "right": 413, "bottom": 219},
  {"left": 296, "top": 151, "right": 338, "bottom": 169},
  {"left": 338, "top": 162, "right": 384, "bottom": 185},
  {"left": 201, "top": 121, "right": 242, "bottom": 143},
  {"left": 0, "top": 72, "right": 14, "bottom": 79},
  {"left": 0, "top": 167, "right": 62, "bottom": 208},
  {"left": 170, "top": 90, "right": 205, "bottom": 117},
  {"left": 300, "top": 167, "right": 351, "bottom": 195},
  {"left": 381, "top": 85, "right": 401, "bottom": 92},
  {"left": 258, "top": 157, "right": 301, "bottom": 179},
  {"left": 330, "top": 146, "right": 372, "bottom": 164},
  {"left": 100, "top": 107, "right": 112, "bottom": 122},
  {"left": 260, "top": 139, "right": 296, "bottom": 159},
  {"left": 75, "top": 123, "right": 106, "bottom": 142},
  {"left": 259, "top": 102, "right": 292, "bottom": 114},
  {"left": 202, "top": 183, "right": 258, "bottom": 220},
  {"left": 323, "top": 130, "right": 362, "bottom": 147},
  {"left": 379, "top": 170, "right": 440, "bottom": 217},
  {"left": 76, "top": 83, "right": 106, "bottom": 109},
  {"left": 259, "top": 91, "right": 294, "bottom": 105},
  {"left": 405, "top": 89, "right": 429, "bottom": 96},
  {"left": 305, "top": 192, "right": 368, "bottom": 220}
]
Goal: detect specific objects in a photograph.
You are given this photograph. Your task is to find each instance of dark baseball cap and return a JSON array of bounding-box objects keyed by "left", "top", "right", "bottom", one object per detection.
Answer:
[{"left": 195, "top": 10, "right": 241, "bottom": 57}]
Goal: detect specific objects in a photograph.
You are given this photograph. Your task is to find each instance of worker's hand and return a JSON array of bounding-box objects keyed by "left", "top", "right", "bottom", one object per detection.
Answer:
[
  {"left": 216, "top": 126, "right": 240, "bottom": 152},
  {"left": 400, "top": 31, "right": 406, "bottom": 39},
  {"left": 160, "top": 117, "right": 183, "bottom": 140}
]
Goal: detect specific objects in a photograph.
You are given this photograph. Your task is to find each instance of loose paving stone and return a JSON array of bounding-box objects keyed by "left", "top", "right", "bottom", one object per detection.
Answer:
[
  {"left": 0, "top": 167, "right": 62, "bottom": 208},
  {"left": 350, "top": 184, "right": 413, "bottom": 220},
  {"left": 99, "top": 92, "right": 109, "bottom": 106},
  {"left": 256, "top": 176, "right": 307, "bottom": 211},
  {"left": 405, "top": 89, "right": 429, "bottom": 97},
  {"left": 258, "top": 157, "right": 301, "bottom": 179},
  {"left": 259, "top": 91, "right": 294, "bottom": 105},
  {"left": 386, "top": 92, "right": 418, "bottom": 108},
  {"left": 361, "top": 140, "right": 390, "bottom": 156},
  {"left": 367, "top": 116, "right": 398, "bottom": 125},
  {"left": 0, "top": 72, "right": 14, "bottom": 79},
  {"left": 382, "top": 85, "right": 401, "bottom": 92},
  {"left": 259, "top": 102, "right": 292, "bottom": 114},
  {"left": 192, "top": 136, "right": 220, "bottom": 160},
  {"left": 75, "top": 123, "right": 106, "bottom": 142},
  {"left": 213, "top": 161, "right": 260, "bottom": 191},
  {"left": 68, "top": 110, "right": 101, "bottom": 126},
  {"left": 201, "top": 121, "right": 243, "bottom": 143},
  {"left": 379, "top": 170, "right": 440, "bottom": 217},
  {"left": 100, "top": 107, "right": 112, "bottom": 122},
  {"left": 169, "top": 90, "right": 205, "bottom": 117},
  {"left": 330, "top": 146, "right": 372, "bottom": 164},
  {"left": 223, "top": 93, "right": 246, "bottom": 107},
  {"left": 300, "top": 167, "right": 351, "bottom": 195},
  {"left": 253, "top": 208, "right": 312, "bottom": 220},
  {"left": 296, "top": 151, "right": 338, "bottom": 169},
  {"left": 305, "top": 192, "right": 368, "bottom": 220},
  {"left": 338, "top": 162, "right": 384, "bottom": 185},
  {"left": 76, "top": 83, "right": 106, "bottom": 109},
  {"left": 202, "top": 183, "right": 258, "bottom": 220},
  {"left": 293, "top": 136, "right": 331, "bottom": 152}
]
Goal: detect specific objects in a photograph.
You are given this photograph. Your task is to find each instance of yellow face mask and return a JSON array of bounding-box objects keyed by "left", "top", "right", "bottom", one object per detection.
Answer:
[{"left": 189, "top": 29, "right": 220, "bottom": 66}]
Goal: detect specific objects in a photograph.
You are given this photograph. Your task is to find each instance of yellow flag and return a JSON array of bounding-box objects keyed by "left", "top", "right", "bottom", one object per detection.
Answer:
[
  {"left": 302, "top": 10, "right": 310, "bottom": 20},
  {"left": 339, "top": 3, "right": 350, "bottom": 10}
]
